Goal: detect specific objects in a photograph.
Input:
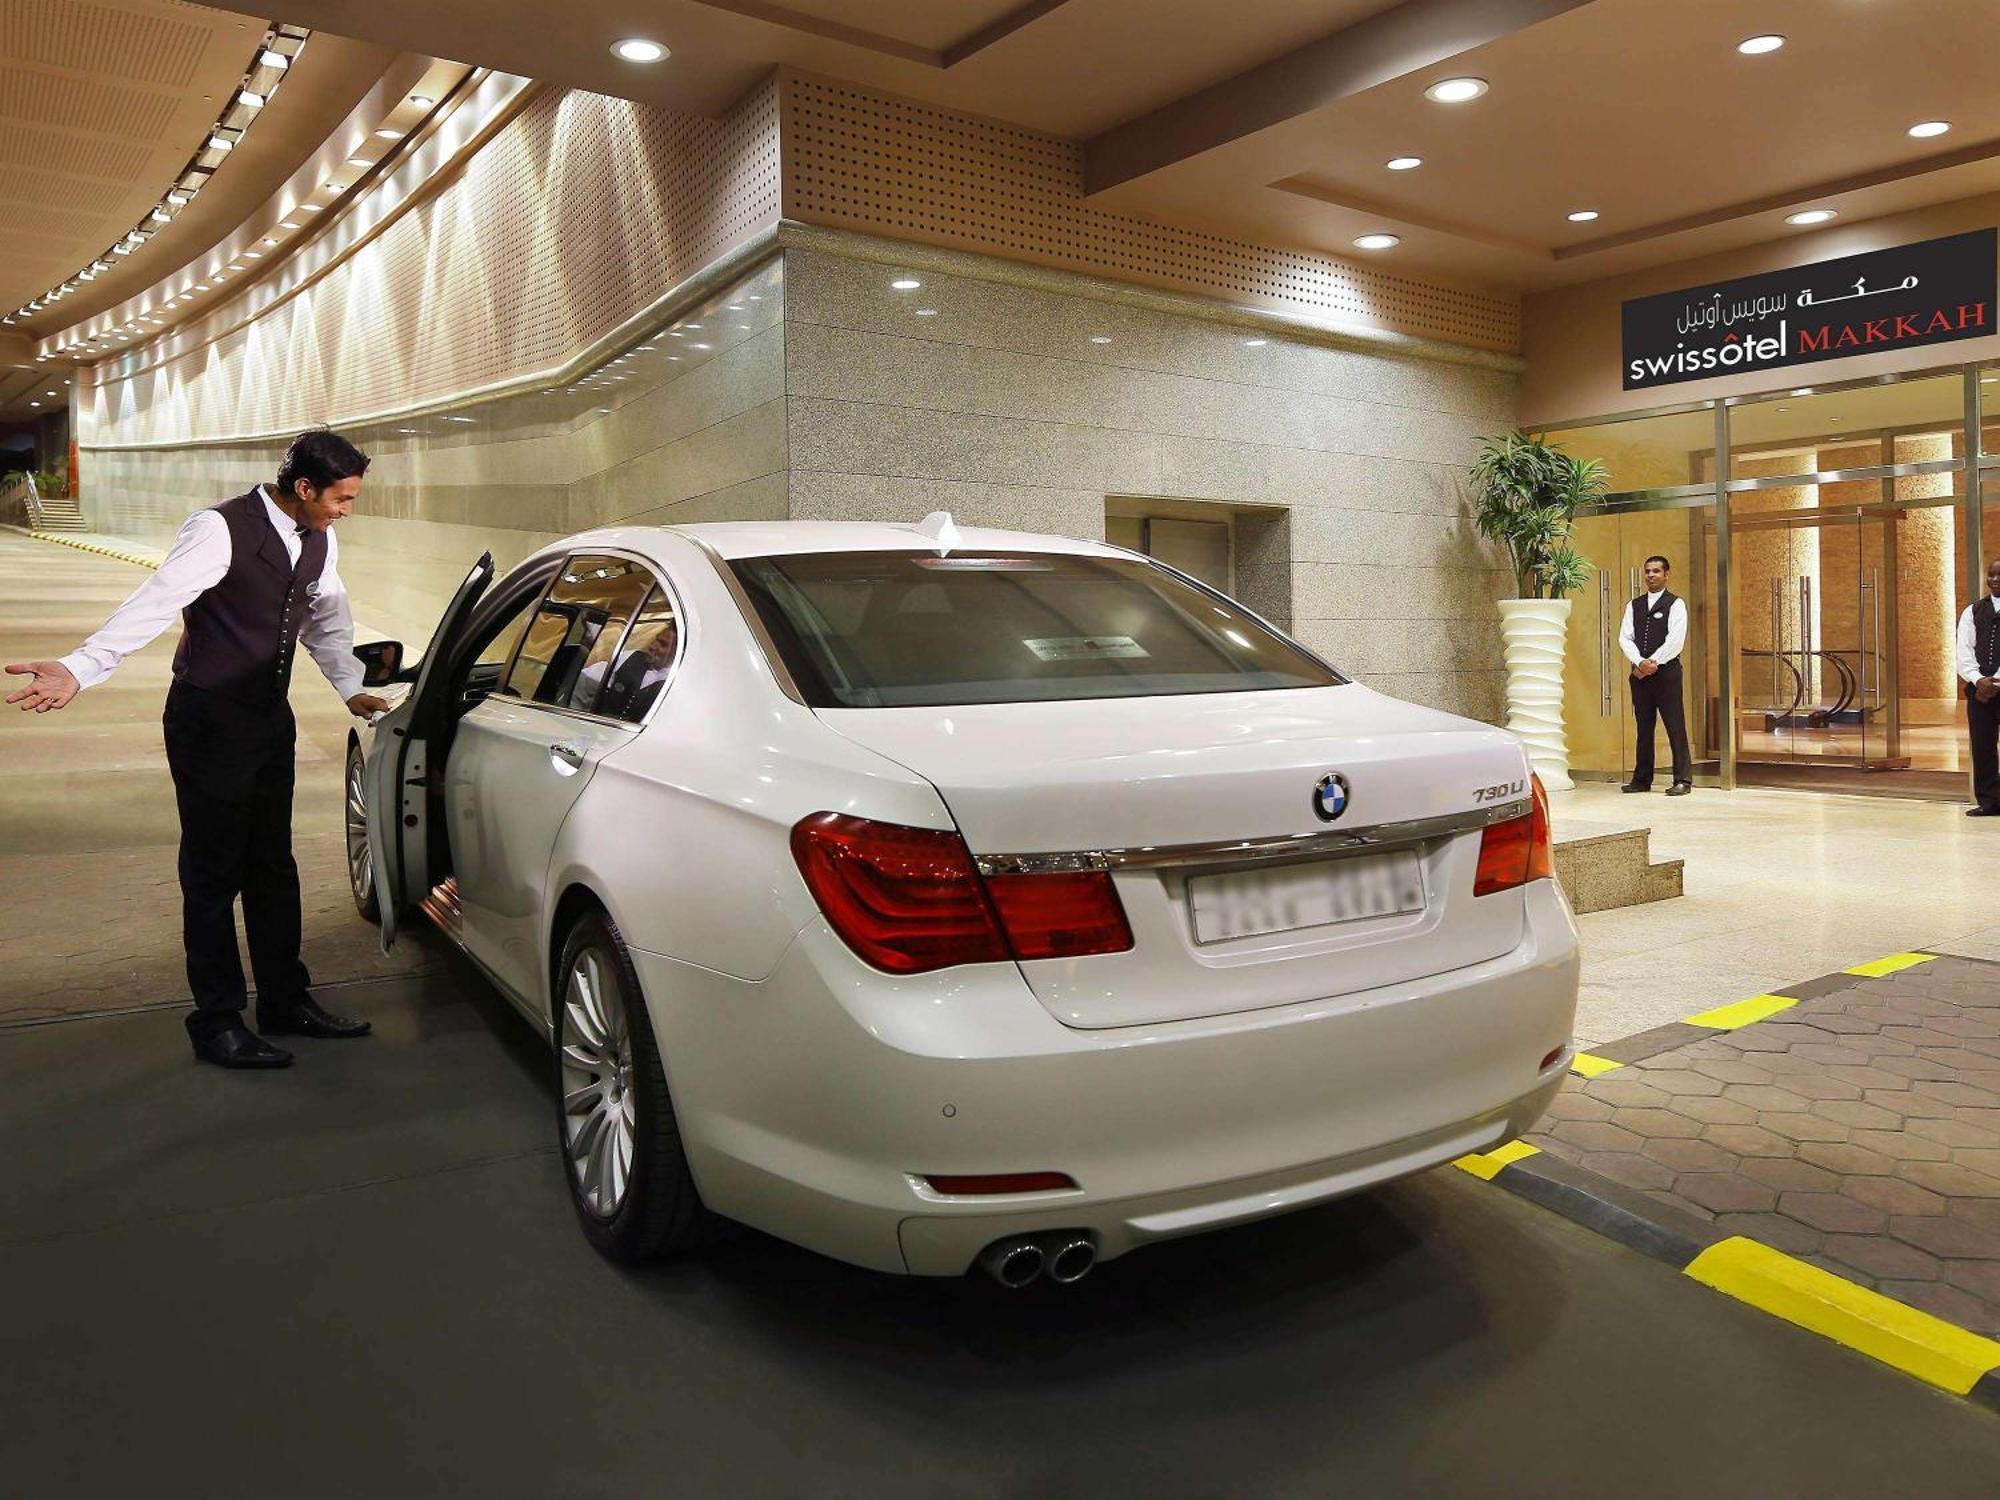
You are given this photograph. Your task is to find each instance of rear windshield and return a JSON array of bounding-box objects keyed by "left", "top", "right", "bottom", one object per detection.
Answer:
[{"left": 730, "top": 550, "right": 1343, "bottom": 708}]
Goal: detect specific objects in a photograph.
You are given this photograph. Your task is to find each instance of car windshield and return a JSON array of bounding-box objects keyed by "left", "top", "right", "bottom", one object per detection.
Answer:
[{"left": 730, "top": 550, "right": 1343, "bottom": 708}]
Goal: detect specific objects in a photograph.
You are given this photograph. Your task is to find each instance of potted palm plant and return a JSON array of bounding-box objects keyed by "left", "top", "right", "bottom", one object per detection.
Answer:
[{"left": 1469, "top": 432, "right": 1606, "bottom": 790}]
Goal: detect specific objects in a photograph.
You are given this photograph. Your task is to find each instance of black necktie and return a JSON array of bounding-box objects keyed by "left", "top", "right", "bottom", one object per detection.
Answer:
[{"left": 295, "top": 523, "right": 309, "bottom": 539}]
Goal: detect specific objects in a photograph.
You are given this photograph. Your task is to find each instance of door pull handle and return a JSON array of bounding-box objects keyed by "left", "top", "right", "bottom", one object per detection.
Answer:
[{"left": 549, "top": 742, "right": 585, "bottom": 771}]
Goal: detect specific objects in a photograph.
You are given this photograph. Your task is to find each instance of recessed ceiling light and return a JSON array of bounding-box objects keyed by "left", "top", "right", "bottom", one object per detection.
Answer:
[
  {"left": 245, "top": 250, "right": 262, "bottom": 258},
  {"left": 1424, "top": 77, "right": 1487, "bottom": 104},
  {"left": 1786, "top": 208, "right": 1837, "bottom": 225},
  {"left": 1567, "top": 210, "right": 1599, "bottom": 222},
  {"left": 1791, "top": 387, "right": 1814, "bottom": 396},
  {"left": 207, "top": 134, "right": 234, "bottom": 152},
  {"left": 1385, "top": 155, "right": 1423, "bottom": 171},
  {"left": 1244, "top": 338, "right": 1267, "bottom": 347},
  {"left": 410, "top": 95, "right": 434, "bottom": 107},
  {"left": 298, "top": 203, "right": 320, "bottom": 213},
  {"left": 914, "top": 308, "right": 938, "bottom": 317},
  {"left": 239, "top": 90, "right": 265, "bottom": 109},
  {"left": 1353, "top": 233, "right": 1401, "bottom": 250},
  {"left": 374, "top": 128, "right": 400, "bottom": 140},
  {"left": 279, "top": 220, "right": 300, "bottom": 229},
  {"left": 691, "top": 342, "right": 712, "bottom": 349},
  {"left": 167, "top": 192, "right": 190, "bottom": 206},
  {"left": 611, "top": 38, "right": 668, "bottom": 63},
  {"left": 347, "top": 156, "right": 369, "bottom": 168},
  {"left": 1090, "top": 335, "right": 1112, "bottom": 344},
  {"left": 151, "top": 208, "right": 171, "bottom": 223},
  {"left": 1908, "top": 120, "right": 1951, "bottom": 139},
  {"left": 1737, "top": 34, "right": 1785, "bottom": 55},
  {"left": 259, "top": 48, "right": 290, "bottom": 70},
  {"left": 890, "top": 278, "right": 920, "bottom": 290},
  {"left": 29, "top": 400, "right": 39, "bottom": 407}
]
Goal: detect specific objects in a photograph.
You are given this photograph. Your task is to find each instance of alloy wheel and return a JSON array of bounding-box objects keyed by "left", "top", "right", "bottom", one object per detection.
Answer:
[
  {"left": 344, "top": 754, "right": 372, "bottom": 908},
  {"left": 559, "top": 945, "right": 637, "bottom": 1219}
]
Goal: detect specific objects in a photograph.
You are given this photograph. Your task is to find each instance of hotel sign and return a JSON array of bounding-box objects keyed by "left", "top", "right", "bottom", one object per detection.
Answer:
[{"left": 1621, "top": 228, "right": 1995, "bottom": 391}]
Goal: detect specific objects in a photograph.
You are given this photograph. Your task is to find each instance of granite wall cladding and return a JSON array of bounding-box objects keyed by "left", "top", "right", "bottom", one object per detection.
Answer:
[{"left": 781, "top": 247, "right": 1519, "bottom": 720}]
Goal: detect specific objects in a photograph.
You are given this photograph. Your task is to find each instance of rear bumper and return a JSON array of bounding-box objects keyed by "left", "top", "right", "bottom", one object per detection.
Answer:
[{"left": 632, "top": 880, "right": 1580, "bottom": 1275}]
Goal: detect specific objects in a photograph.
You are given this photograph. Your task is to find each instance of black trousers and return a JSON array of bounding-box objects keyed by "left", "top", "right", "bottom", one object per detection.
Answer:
[
  {"left": 1969, "top": 686, "right": 2000, "bottom": 811},
  {"left": 1629, "top": 659, "right": 1692, "bottom": 787},
  {"left": 162, "top": 681, "right": 312, "bottom": 1040}
]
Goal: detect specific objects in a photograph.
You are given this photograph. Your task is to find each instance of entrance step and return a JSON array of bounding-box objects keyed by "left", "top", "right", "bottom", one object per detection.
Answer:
[
  {"left": 1552, "top": 825, "right": 1683, "bottom": 914},
  {"left": 33, "top": 499, "right": 87, "bottom": 531}
]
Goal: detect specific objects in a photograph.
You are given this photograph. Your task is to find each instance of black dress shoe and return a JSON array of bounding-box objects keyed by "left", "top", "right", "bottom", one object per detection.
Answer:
[
  {"left": 192, "top": 1022, "right": 294, "bottom": 1070},
  {"left": 257, "top": 997, "right": 372, "bottom": 1039},
  {"left": 1620, "top": 782, "right": 1651, "bottom": 793},
  {"left": 1968, "top": 806, "right": 2000, "bottom": 818},
  {"left": 1665, "top": 781, "right": 1693, "bottom": 797}
]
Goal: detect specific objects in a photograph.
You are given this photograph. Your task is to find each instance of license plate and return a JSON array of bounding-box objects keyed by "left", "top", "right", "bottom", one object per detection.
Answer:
[{"left": 1188, "top": 851, "right": 1426, "bottom": 944}]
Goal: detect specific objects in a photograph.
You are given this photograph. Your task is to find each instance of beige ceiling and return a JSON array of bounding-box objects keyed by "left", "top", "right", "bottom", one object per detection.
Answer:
[{"left": 195, "top": 0, "right": 2000, "bottom": 300}]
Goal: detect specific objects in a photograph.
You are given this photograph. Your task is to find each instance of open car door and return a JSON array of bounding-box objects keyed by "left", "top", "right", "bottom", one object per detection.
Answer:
[{"left": 365, "top": 552, "right": 493, "bottom": 949}]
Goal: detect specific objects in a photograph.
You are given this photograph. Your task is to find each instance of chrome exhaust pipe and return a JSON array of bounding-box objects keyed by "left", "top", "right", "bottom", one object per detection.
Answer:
[
  {"left": 976, "top": 1236, "right": 1045, "bottom": 1289},
  {"left": 1043, "top": 1234, "right": 1096, "bottom": 1285}
]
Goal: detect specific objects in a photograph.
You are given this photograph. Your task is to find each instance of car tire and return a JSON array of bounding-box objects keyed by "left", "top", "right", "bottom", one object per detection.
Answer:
[
  {"left": 344, "top": 740, "right": 380, "bottom": 925},
  {"left": 555, "top": 908, "right": 723, "bottom": 1261}
]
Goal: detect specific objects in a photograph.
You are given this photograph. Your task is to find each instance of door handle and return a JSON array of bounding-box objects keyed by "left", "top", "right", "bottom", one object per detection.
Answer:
[{"left": 549, "top": 741, "right": 585, "bottom": 772}]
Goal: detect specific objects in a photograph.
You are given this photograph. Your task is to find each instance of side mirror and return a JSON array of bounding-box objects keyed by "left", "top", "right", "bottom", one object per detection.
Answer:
[{"left": 353, "top": 639, "right": 406, "bottom": 688}]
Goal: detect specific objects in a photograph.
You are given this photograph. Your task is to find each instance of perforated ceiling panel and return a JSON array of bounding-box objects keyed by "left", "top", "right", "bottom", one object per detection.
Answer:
[
  {"left": 3, "top": 0, "right": 213, "bottom": 87},
  {"left": 88, "top": 80, "right": 782, "bottom": 443},
  {"left": 782, "top": 76, "right": 1518, "bottom": 353}
]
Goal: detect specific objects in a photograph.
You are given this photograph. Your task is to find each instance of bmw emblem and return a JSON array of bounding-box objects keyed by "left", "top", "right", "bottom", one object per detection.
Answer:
[{"left": 1312, "top": 772, "right": 1350, "bottom": 823}]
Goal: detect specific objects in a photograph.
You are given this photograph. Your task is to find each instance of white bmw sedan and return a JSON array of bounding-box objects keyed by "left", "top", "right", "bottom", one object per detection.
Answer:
[{"left": 349, "top": 517, "right": 1579, "bottom": 1284}]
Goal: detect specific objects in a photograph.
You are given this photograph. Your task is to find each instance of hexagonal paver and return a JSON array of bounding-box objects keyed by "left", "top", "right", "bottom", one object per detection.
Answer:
[
  {"left": 1850, "top": 1128, "right": 1950, "bottom": 1161},
  {"left": 1879, "top": 1280, "right": 2000, "bottom": 1334},
  {"left": 1771, "top": 1073, "right": 1863, "bottom": 1102},
  {"left": 1628, "top": 1068, "right": 1724, "bottom": 1097},
  {"left": 1914, "top": 1079, "right": 2000, "bottom": 1108},
  {"left": 1871, "top": 1057, "right": 1957, "bottom": 1085},
  {"left": 1638, "top": 1137, "right": 1739, "bottom": 1174},
  {"left": 1720, "top": 1084, "right": 1813, "bottom": 1112},
  {"left": 1777, "top": 1191, "right": 1887, "bottom": 1234},
  {"left": 1541, "top": 1091, "right": 1614, "bottom": 1123},
  {"left": 1818, "top": 1233, "right": 1941, "bottom": 1282},
  {"left": 1907, "top": 1117, "right": 2000, "bottom": 1149},
  {"left": 1667, "top": 1094, "right": 1758, "bottom": 1126},
  {"left": 1743, "top": 1157, "right": 1838, "bottom": 1193},
  {"left": 1948, "top": 1198, "right": 2000, "bottom": 1232},
  {"left": 1690, "top": 1057, "right": 1774, "bottom": 1086},
  {"left": 1549, "top": 1120, "right": 1644, "bottom": 1153},
  {"left": 1676, "top": 1173, "right": 1777, "bottom": 1214},
  {"left": 1610, "top": 1107, "right": 1703, "bottom": 1140},
  {"left": 1840, "top": 1175, "right": 1946, "bottom": 1217},
  {"left": 1862, "top": 1088, "right": 1956, "bottom": 1119},
  {"left": 1584, "top": 1078, "right": 1673, "bottom": 1110},
  {"left": 1712, "top": 1211, "right": 1823, "bottom": 1255},
  {"left": 1894, "top": 1161, "right": 2000, "bottom": 1199},
  {"left": 1949, "top": 1259, "right": 2000, "bottom": 1306},
  {"left": 1760, "top": 1112, "right": 1850, "bottom": 1143},
  {"left": 1889, "top": 1215, "right": 2000, "bottom": 1259},
  {"left": 1795, "top": 1141, "right": 1896, "bottom": 1176},
  {"left": 1575, "top": 1151, "right": 1673, "bottom": 1192},
  {"left": 1798, "top": 1011, "right": 1879, "bottom": 1035},
  {"left": 1808, "top": 1099, "right": 1901, "bottom": 1130},
  {"left": 1789, "top": 1041, "right": 1878, "bottom": 1067},
  {"left": 1824, "top": 1064, "right": 1911, "bottom": 1090},
  {"left": 1957, "top": 1148, "right": 2000, "bottom": 1177},
  {"left": 1702, "top": 1123, "right": 1795, "bottom": 1158}
]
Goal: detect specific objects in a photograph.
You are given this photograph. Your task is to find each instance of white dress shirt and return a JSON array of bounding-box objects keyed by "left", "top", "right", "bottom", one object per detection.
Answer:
[
  {"left": 1619, "top": 589, "right": 1688, "bottom": 667},
  {"left": 577, "top": 649, "right": 671, "bottom": 702},
  {"left": 59, "top": 486, "right": 364, "bottom": 701},
  {"left": 1959, "top": 600, "right": 1995, "bottom": 686}
]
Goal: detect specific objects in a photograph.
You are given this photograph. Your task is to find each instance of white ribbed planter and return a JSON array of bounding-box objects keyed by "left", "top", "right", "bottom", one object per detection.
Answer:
[{"left": 1498, "top": 598, "right": 1574, "bottom": 791}]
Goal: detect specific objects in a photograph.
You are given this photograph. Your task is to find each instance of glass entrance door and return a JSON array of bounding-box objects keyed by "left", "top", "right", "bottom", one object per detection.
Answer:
[{"left": 1730, "top": 508, "right": 1905, "bottom": 769}]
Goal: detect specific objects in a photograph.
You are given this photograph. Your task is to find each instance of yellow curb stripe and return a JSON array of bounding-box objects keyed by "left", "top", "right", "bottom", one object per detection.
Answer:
[
  {"left": 1685, "top": 1237, "right": 2000, "bottom": 1395},
  {"left": 1844, "top": 952, "right": 1936, "bottom": 978},
  {"left": 1683, "top": 993, "right": 1798, "bottom": 1030},
  {"left": 1452, "top": 1140, "right": 1539, "bottom": 1181},
  {"left": 1571, "top": 1052, "right": 1623, "bottom": 1078}
]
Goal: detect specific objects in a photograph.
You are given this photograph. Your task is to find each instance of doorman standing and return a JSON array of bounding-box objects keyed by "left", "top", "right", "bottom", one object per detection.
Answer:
[
  {"left": 5, "top": 429, "right": 390, "bottom": 1068},
  {"left": 1620, "top": 553, "right": 1693, "bottom": 797},
  {"left": 1957, "top": 559, "right": 2000, "bottom": 817}
]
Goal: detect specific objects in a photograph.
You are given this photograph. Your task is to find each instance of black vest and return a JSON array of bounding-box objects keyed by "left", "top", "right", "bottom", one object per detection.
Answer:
[
  {"left": 597, "top": 650, "right": 660, "bottom": 721},
  {"left": 1976, "top": 595, "right": 2000, "bottom": 682},
  {"left": 1631, "top": 589, "right": 1679, "bottom": 660},
  {"left": 171, "top": 489, "right": 328, "bottom": 708}
]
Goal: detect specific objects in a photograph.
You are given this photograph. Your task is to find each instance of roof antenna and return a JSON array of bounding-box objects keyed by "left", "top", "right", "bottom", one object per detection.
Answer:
[{"left": 913, "top": 509, "right": 961, "bottom": 556}]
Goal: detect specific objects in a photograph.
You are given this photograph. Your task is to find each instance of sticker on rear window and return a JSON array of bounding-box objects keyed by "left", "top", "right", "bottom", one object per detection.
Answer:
[{"left": 1021, "top": 635, "right": 1149, "bottom": 661}]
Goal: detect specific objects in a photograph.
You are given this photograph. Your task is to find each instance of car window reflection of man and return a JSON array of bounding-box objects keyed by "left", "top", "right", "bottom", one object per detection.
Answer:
[
  {"left": 1957, "top": 559, "right": 2000, "bottom": 817},
  {"left": 580, "top": 622, "right": 679, "bottom": 720}
]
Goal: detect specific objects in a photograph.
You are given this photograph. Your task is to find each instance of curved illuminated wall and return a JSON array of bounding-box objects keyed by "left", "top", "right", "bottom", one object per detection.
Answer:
[{"left": 76, "top": 75, "right": 1523, "bottom": 717}]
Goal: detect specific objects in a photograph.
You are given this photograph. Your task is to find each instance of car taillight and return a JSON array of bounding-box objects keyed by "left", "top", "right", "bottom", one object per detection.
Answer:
[
  {"left": 791, "top": 813, "right": 1134, "bottom": 974},
  {"left": 1474, "top": 774, "right": 1554, "bottom": 897}
]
